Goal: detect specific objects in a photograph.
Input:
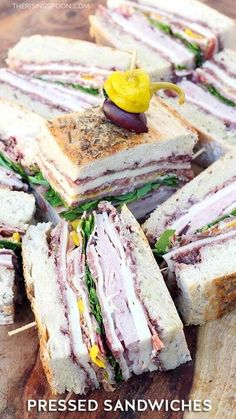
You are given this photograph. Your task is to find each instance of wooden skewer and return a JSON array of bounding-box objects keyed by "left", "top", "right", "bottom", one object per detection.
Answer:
[
  {"left": 64, "top": 392, "right": 73, "bottom": 403},
  {"left": 8, "top": 321, "right": 36, "bottom": 337},
  {"left": 130, "top": 50, "right": 137, "bottom": 74},
  {"left": 192, "top": 147, "right": 206, "bottom": 160}
]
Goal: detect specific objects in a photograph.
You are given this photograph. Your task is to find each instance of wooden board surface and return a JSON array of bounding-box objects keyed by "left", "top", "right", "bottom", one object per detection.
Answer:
[{"left": 0, "top": 1, "right": 235, "bottom": 418}]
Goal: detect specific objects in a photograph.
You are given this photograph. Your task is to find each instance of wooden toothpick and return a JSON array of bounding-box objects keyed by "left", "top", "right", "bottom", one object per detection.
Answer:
[
  {"left": 192, "top": 147, "right": 206, "bottom": 160},
  {"left": 130, "top": 51, "right": 137, "bottom": 74},
  {"left": 8, "top": 321, "right": 36, "bottom": 337},
  {"left": 65, "top": 392, "right": 73, "bottom": 403}
]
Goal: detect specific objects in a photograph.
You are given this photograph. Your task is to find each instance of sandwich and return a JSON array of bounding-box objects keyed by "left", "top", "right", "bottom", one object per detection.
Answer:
[
  {"left": 22, "top": 202, "right": 191, "bottom": 394},
  {"left": 0, "top": 165, "right": 35, "bottom": 325},
  {"left": 35, "top": 96, "right": 198, "bottom": 220},
  {"left": 2, "top": 35, "right": 131, "bottom": 119},
  {"left": 142, "top": 151, "right": 236, "bottom": 325},
  {"left": 160, "top": 49, "right": 236, "bottom": 166},
  {"left": 89, "top": 0, "right": 236, "bottom": 81},
  {"left": 0, "top": 98, "right": 47, "bottom": 173}
]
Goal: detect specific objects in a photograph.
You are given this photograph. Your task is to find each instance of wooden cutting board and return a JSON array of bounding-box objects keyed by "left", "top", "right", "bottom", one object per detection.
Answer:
[{"left": 0, "top": 1, "right": 235, "bottom": 418}]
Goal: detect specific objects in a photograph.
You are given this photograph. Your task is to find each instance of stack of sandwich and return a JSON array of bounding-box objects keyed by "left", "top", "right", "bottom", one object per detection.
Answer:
[
  {"left": 0, "top": 36, "right": 131, "bottom": 119},
  {"left": 35, "top": 96, "right": 198, "bottom": 220},
  {"left": 90, "top": 0, "right": 236, "bottom": 80},
  {"left": 0, "top": 166, "right": 35, "bottom": 325},
  {"left": 143, "top": 151, "right": 236, "bottom": 325},
  {"left": 22, "top": 202, "right": 191, "bottom": 394},
  {"left": 160, "top": 49, "right": 236, "bottom": 166}
]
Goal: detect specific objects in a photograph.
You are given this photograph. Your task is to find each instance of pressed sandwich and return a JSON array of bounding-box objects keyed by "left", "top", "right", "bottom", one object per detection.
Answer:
[
  {"left": 22, "top": 202, "right": 191, "bottom": 394},
  {"left": 0, "top": 166, "right": 35, "bottom": 325},
  {"left": 0, "top": 98, "right": 47, "bottom": 173},
  {"left": 143, "top": 152, "right": 236, "bottom": 325},
  {"left": 89, "top": 0, "right": 236, "bottom": 80},
  {"left": 2, "top": 35, "right": 131, "bottom": 119},
  {"left": 161, "top": 49, "right": 236, "bottom": 166},
  {"left": 35, "top": 96, "right": 198, "bottom": 220}
]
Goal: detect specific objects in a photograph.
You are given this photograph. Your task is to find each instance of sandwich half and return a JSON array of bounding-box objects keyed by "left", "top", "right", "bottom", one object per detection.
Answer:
[
  {"left": 0, "top": 98, "right": 47, "bottom": 173},
  {"left": 22, "top": 202, "right": 190, "bottom": 394},
  {"left": 0, "top": 166, "right": 35, "bottom": 325},
  {"left": 35, "top": 96, "right": 198, "bottom": 220},
  {"left": 143, "top": 151, "right": 236, "bottom": 325},
  {"left": 89, "top": 0, "right": 236, "bottom": 81},
  {"left": 161, "top": 49, "right": 236, "bottom": 166},
  {"left": 2, "top": 35, "right": 131, "bottom": 119}
]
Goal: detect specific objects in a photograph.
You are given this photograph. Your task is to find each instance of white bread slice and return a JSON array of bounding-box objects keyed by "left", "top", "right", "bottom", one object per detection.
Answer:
[
  {"left": 37, "top": 97, "right": 198, "bottom": 182},
  {"left": 7, "top": 35, "right": 131, "bottom": 70},
  {"left": 22, "top": 223, "right": 99, "bottom": 394},
  {"left": 121, "top": 205, "right": 191, "bottom": 369},
  {"left": 168, "top": 237, "right": 236, "bottom": 325},
  {"left": 0, "top": 98, "right": 48, "bottom": 171},
  {"left": 0, "top": 265, "right": 15, "bottom": 325},
  {"left": 143, "top": 151, "right": 236, "bottom": 243},
  {"left": 89, "top": 14, "right": 172, "bottom": 81},
  {"left": 136, "top": 0, "right": 236, "bottom": 48},
  {"left": 0, "top": 189, "right": 35, "bottom": 231}
]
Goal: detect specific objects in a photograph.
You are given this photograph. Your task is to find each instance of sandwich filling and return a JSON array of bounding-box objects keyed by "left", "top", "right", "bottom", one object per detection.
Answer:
[
  {"left": 48, "top": 203, "right": 165, "bottom": 388},
  {"left": 0, "top": 69, "right": 102, "bottom": 112}
]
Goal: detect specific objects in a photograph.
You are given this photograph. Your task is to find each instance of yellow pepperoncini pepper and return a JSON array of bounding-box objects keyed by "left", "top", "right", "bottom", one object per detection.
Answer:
[
  {"left": 89, "top": 344, "right": 106, "bottom": 369},
  {"left": 70, "top": 231, "right": 80, "bottom": 247},
  {"left": 71, "top": 219, "right": 81, "bottom": 231},
  {"left": 77, "top": 298, "right": 84, "bottom": 314},
  {"left": 184, "top": 28, "right": 204, "bottom": 40},
  {"left": 11, "top": 232, "right": 21, "bottom": 243},
  {"left": 104, "top": 68, "right": 185, "bottom": 113}
]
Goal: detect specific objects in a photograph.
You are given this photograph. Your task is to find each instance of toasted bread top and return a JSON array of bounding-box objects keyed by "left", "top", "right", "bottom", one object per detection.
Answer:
[{"left": 46, "top": 97, "right": 197, "bottom": 167}]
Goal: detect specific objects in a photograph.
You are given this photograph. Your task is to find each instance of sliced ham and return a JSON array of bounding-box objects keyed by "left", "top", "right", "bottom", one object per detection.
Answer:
[
  {"left": 0, "top": 166, "right": 28, "bottom": 191},
  {"left": 0, "top": 250, "right": 14, "bottom": 269},
  {"left": 86, "top": 209, "right": 161, "bottom": 376},
  {"left": 0, "top": 223, "right": 25, "bottom": 237},
  {"left": 178, "top": 79, "right": 236, "bottom": 126},
  {"left": 170, "top": 180, "right": 236, "bottom": 235},
  {"left": 196, "top": 63, "right": 236, "bottom": 103}
]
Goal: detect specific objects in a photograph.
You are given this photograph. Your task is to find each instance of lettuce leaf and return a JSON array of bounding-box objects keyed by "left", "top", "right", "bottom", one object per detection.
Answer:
[
  {"left": 148, "top": 17, "right": 203, "bottom": 67},
  {"left": 61, "top": 174, "right": 180, "bottom": 221},
  {"left": 148, "top": 17, "right": 171, "bottom": 34},
  {"left": 56, "top": 81, "right": 99, "bottom": 96},
  {"left": 153, "top": 229, "right": 175, "bottom": 256},
  {"left": 0, "top": 152, "right": 27, "bottom": 178},
  {"left": 0, "top": 240, "right": 21, "bottom": 251},
  {"left": 28, "top": 171, "right": 50, "bottom": 186},
  {"left": 204, "top": 84, "right": 236, "bottom": 107},
  {"left": 173, "top": 33, "right": 203, "bottom": 66},
  {"left": 198, "top": 208, "right": 236, "bottom": 232}
]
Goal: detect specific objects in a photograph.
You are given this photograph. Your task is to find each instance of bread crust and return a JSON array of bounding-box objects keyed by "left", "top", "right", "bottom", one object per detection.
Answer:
[
  {"left": 205, "top": 272, "right": 236, "bottom": 320},
  {"left": 89, "top": 16, "right": 115, "bottom": 49},
  {"left": 22, "top": 245, "right": 57, "bottom": 395}
]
